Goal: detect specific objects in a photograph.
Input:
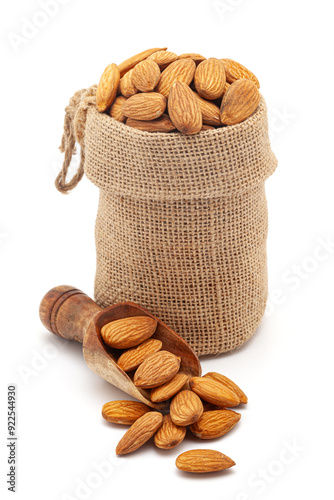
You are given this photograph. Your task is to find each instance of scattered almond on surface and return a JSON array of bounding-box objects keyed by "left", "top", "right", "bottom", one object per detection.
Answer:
[
  {"left": 102, "top": 400, "right": 151, "bottom": 425},
  {"left": 154, "top": 414, "right": 186, "bottom": 449},
  {"left": 189, "top": 376, "right": 240, "bottom": 407},
  {"left": 175, "top": 449, "right": 236, "bottom": 473},
  {"left": 170, "top": 389, "right": 203, "bottom": 426},
  {"left": 204, "top": 372, "right": 248, "bottom": 404},
  {"left": 116, "top": 411, "right": 163, "bottom": 455},
  {"left": 190, "top": 409, "right": 241, "bottom": 439}
]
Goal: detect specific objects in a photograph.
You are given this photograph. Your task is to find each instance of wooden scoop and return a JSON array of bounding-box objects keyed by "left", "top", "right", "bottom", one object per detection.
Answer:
[{"left": 39, "top": 286, "right": 201, "bottom": 410}]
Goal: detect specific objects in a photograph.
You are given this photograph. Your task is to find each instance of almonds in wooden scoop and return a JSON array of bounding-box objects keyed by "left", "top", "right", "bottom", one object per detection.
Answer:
[
  {"left": 101, "top": 316, "right": 157, "bottom": 349},
  {"left": 134, "top": 351, "right": 181, "bottom": 389}
]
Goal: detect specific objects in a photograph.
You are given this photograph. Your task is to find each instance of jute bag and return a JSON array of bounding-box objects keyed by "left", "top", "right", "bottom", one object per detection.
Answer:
[{"left": 56, "top": 85, "right": 277, "bottom": 356}]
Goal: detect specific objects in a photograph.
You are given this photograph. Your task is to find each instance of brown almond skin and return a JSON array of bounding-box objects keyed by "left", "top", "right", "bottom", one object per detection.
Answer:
[
  {"left": 204, "top": 372, "right": 248, "bottom": 404},
  {"left": 178, "top": 53, "right": 206, "bottom": 65},
  {"left": 118, "top": 47, "right": 167, "bottom": 77},
  {"left": 156, "top": 59, "right": 196, "bottom": 98},
  {"left": 117, "top": 339, "right": 162, "bottom": 372},
  {"left": 102, "top": 400, "right": 151, "bottom": 425},
  {"left": 190, "top": 409, "right": 241, "bottom": 439},
  {"left": 170, "top": 390, "right": 203, "bottom": 426},
  {"left": 221, "top": 58, "right": 260, "bottom": 88},
  {"left": 131, "top": 60, "right": 161, "bottom": 92},
  {"left": 193, "top": 92, "right": 221, "bottom": 126},
  {"left": 194, "top": 58, "right": 226, "bottom": 100},
  {"left": 154, "top": 414, "right": 186, "bottom": 449},
  {"left": 101, "top": 316, "right": 157, "bottom": 349},
  {"left": 201, "top": 124, "right": 215, "bottom": 131},
  {"left": 150, "top": 373, "right": 189, "bottom": 402},
  {"left": 116, "top": 412, "right": 163, "bottom": 455},
  {"left": 110, "top": 96, "right": 127, "bottom": 122},
  {"left": 122, "top": 92, "right": 166, "bottom": 121},
  {"left": 189, "top": 377, "right": 240, "bottom": 407},
  {"left": 224, "top": 81, "right": 231, "bottom": 94},
  {"left": 147, "top": 50, "right": 178, "bottom": 68},
  {"left": 176, "top": 449, "right": 235, "bottom": 473},
  {"left": 220, "top": 79, "right": 260, "bottom": 125},
  {"left": 126, "top": 114, "right": 175, "bottom": 133},
  {"left": 134, "top": 351, "right": 181, "bottom": 389},
  {"left": 168, "top": 81, "right": 202, "bottom": 135},
  {"left": 119, "top": 69, "right": 138, "bottom": 98},
  {"left": 96, "top": 63, "right": 120, "bottom": 112}
]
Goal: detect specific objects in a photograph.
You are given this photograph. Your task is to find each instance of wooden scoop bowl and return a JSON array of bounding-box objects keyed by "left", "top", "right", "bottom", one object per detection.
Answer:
[{"left": 39, "top": 286, "right": 201, "bottom": 410}]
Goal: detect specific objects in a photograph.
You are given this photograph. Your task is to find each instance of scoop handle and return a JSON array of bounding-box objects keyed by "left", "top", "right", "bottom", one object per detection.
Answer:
[{"left": 39, "top": 286, "right": 102, "bottom": 342}]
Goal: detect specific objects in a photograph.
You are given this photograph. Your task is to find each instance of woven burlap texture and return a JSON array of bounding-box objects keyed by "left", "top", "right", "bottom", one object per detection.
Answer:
[{"left": 58, "top": 87, "right": 277, "bottom": 356}]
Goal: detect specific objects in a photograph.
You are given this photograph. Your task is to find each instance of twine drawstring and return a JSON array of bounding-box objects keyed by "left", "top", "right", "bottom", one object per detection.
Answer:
[{"left": 55, "top": 85, "right": 97, "bottom": 193}]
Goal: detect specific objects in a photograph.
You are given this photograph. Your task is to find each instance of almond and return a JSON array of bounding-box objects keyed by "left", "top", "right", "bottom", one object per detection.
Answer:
[
  {"left": 119, "top": 69, "right": 138, "bottom": 98},
  {"left": 118, "top": 47, "right": 167, "bottom": 77},
  {"left": 194, "top": 58, "right": 226, "bottom": 100},
  {"left": 116, "top": 411, "right": 163, "bottom": 455},
  {"left": 220, "top": 79, "right": 260, "bottom": 125},
  {"left": 178, "top": 53, "right": 206, "bottom": 65},
  {"left": 175, "top": 449, "right": 235, "bottom": 473},
  {"left": 102, "top": 400, "right": 151, "bottom": 425},
  {"left": 131, "top": 60, "right": 161, "bottom": 92},
  {"left": 100, "top": 316, "right": 157, "bottom": 349},
  {"left": 96, "top": 63, "right": 120, "bottom": 112},
  {"left": 221, "top": 58, "right": 260, "bottom": 88},
  {"left": 193, "top": 91, "right": 221, "bottom": 126},
  {"left": 168, "top": 81, "right": 202, "bottom": 135},
  {"left": 134, "top": 351, "right": 181, "bottom": 389},
  {"left": 201, "top": 124, "right": 215, "bottom": 131},
  {"left": 117, "top": 339, "right": 162, "bottom": 372},
  {"left": 154, "top": 414, "right": 186, "bottom": 449},
  {"left": 190, "top": 409, "right": 241, "bottom": 439},
  {"left": 109, "top": 95, "right": 127, "bottom": 122},
  {"left": 126, "top": 114, "right": 175, "bottom": 133},
  {"left": 156, "top": 59, "right": 196, "bottom": 98},
  {"left": 150, "top": 373, "right": 189, "bottom": 402},
  {"left": 204, "top": 372, "right": 248, "bottom": 404},
  {"left": 170, "top": 390, "right": 203, "bottom": 426},
  {"left": 189, "top": 377, "right": 240, "bottom": 407},
  {"left": 147, "top": 50, "right": 178, "bottom": 69},
  {"left": 224, "top": 81, "right": 230, "bottom": 94},
  {"left": 122, "top": 92, "right": 166, "bottom": 121}
]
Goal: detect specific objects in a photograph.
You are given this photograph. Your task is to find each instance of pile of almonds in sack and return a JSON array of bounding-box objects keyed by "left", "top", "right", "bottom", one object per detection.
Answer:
[
  {"left": 96, "top": 47, "right": 260, "bottom": 134},
  {"left": 100, "top": 316, "right": 248, "bottom": 473}
]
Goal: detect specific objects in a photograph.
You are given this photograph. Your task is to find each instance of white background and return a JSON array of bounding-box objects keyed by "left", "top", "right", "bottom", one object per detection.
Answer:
[{"left": 1, "top": 0, "right": 334, "bottom": 499}]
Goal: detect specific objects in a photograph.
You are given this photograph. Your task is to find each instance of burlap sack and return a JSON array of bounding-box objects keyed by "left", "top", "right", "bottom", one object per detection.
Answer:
[{"left": 56, "top": 85, "right": 277, "bottom": 356}]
